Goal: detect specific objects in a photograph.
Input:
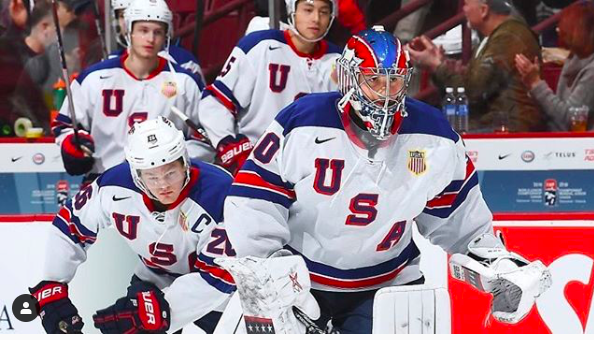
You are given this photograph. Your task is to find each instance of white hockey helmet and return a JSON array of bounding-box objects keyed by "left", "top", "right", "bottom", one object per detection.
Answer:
[
  {"left": 124, "top": 0, "right": 173, "bottom": 49},
  {"left": 125, "top": 117, "right": 191, "bottom": 199},
  {"left": 111, "top": 0, "right": 133, "bottom": 47},
  {"left": 111, "top": 0, "right": 133, "bottom": 11},
  {"left": 285, "top": 0, "right": 337, "bottom": 42}
]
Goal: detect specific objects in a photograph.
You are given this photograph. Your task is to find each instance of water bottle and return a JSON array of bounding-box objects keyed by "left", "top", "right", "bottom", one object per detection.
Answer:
[
  {"left": 442, "top": 87, "right": 457, "bottom": 129},
  {"left": 456, "top": 87, "right": 469, "bottom": 133}
]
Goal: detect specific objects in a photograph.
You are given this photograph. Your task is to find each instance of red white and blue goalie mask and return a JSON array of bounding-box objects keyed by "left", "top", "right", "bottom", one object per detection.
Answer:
[{"left": 337, "top": 26, "right": 412, "bottom": 141}]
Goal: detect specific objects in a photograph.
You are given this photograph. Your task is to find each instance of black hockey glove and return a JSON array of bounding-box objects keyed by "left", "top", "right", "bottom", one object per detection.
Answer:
[
  {"left": 29, "top": 281, "right": 84, "bottom": 334},
  {"left": 61, "top": 131, "right": 95, "bottom": 176},
  {"left": 93, "top": 280, "right": 170, "bottom": 334},
  {"left": 215, "top": 134, "right": 253, "bottom": 176}
]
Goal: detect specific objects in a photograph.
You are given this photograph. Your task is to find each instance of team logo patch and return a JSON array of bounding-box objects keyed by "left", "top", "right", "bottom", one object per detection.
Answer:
[
  {"left": 147, "top": 134, "right": 157, "bottom": 144},
  {"left": 179, "top": 210, "right": 189, "bottom": 232},
  {"left": 407, "top": 150, "right": 427, "bottom": 175},
  {"left": 161, "top": 81, "right": 177, "bottom": 98}
]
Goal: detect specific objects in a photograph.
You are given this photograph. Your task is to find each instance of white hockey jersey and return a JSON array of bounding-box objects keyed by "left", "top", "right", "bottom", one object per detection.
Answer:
[
  {"left": 199, "top": 29, "right": 341, "bottom": 147},
  {"left": 53, "top": 53, "right": 212, "bottom": 174},
  {"left": 223, "top": 92, "right": 494, "bottom": 292},
  {"left": 42, "top": 161, "right": 235, "bottom": 331}
]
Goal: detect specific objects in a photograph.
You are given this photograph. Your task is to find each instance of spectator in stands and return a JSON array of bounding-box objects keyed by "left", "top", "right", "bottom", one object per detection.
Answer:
[
  {"left": 0, "top": 0, "right": 52, "bottom": 137},
  {"left": 407, "top": 0, "right": 545, "bottom": 132},
  {"left": 515, "top": 0, "right": 594, "bottom": 131}
]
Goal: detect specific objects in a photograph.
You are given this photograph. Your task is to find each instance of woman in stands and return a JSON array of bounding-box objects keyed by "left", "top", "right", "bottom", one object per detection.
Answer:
[{"left": 515, "top": 0, "right": 594, "bottom": 131}]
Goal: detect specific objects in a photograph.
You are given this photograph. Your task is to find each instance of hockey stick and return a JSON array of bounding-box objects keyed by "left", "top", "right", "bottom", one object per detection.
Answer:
[
  {"left": 50, "top": 0, "right": 90, "bottom": 155},
  {"left": 90, "top": 0, "right": 108, "bottom": 59},
  {"left": 170, "top": 106, "right": 212, "bottom": 146}
]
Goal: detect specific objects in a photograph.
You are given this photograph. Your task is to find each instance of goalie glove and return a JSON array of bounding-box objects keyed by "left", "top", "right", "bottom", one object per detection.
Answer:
[
  {"left": 93, "top": 280, "right": 170, "bottom": 334},
  {"left": 449, "top": 233, "right": 552, "bottom": 324},
  {"left": 29, "top": 281, "right": 84, "bottom": 334}
]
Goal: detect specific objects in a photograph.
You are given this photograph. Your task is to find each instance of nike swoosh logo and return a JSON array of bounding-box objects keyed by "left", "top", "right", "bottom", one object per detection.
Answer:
[
  {"left": 11, "top": 156, "right": 22, "bottom": 162},
  {"left": 112, "top": 195, "right": 131, "bottom": 201},
  {"left": 315, "top": 137, "right": 335, "bottom": 144},
  {"left": 100, "top": 75, "right": 112, "bottom": 79},
  {"left": 498, "top": 154, "right": 511, "bottom": 160},
  {"left": 268, "top": 46, "right": 281, "bottom": 51}
]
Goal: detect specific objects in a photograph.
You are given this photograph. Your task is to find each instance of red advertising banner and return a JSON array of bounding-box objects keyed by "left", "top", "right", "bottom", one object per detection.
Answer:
[{"left": 450, "top": 222, "right": 594, "bottom": 334}]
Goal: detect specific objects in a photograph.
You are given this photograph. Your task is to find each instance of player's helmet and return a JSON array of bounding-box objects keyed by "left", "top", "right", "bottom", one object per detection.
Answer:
[
  {"left": 337, "top": 26, "right": 413, "bottom": 140},
  {"left": 285, "top": 0, "right": 337, "bottom": 42},
  {"left": 112, "top": 0, "right": 133, "bottom": 11},
  {"left": 125, "top": 117, "right": 191, "bottom": 199},
  {"left": 124, "top": 0, "right": 173, "bottom": 50},
  {"left": 111, "top": 0, "right": 133, "bottom": 47}
]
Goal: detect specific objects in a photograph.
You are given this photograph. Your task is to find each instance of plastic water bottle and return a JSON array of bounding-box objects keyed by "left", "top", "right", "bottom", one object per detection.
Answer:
[
  {"left": 442, "top": 87, "right": 457, "bottom": 129},
  {"left": 456, "top": 87, "right": 469, "bottom": 133}
]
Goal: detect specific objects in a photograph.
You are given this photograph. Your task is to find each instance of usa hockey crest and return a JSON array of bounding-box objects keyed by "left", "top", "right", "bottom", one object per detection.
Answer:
[
  {"left": 407, "top": 150, "right": 427, "bottom": 175},
  {"left": 161, "top": 81, "right": 177, "bottom": 98}
]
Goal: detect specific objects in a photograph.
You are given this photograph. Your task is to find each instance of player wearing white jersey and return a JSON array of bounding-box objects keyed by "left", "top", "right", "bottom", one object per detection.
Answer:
[
  {"left": 109, "top": 0, "right": 205, "bottom": 85},
  {"left": 53, "top": 0, "right": 212, "bottom": 180},
  {"left": 199, "top": 0, "right": 341, "bottom": 175},
  {"left": 221, "top": 27, "right": 551, "bottom": 333},
  {"left": 30, "top": 118, "right": 235, "bottom": 334}
]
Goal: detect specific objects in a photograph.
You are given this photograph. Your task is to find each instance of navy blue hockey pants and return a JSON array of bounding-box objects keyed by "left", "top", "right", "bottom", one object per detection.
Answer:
[{"left": 311, "top": 276, "right": 425, "bottom": 334}]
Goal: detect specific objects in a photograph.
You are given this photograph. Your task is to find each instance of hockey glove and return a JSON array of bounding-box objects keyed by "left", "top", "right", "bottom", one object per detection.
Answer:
[
  {"left": 449, "top": 233, "right": 552, "bottom": 324},
  {"left": 215, "top": 134, "right": 253, "bottom": 176},
  {"left": 93, "top": 280, "right": 170, "bottom": 334},
  {"left": 61, "top": 131, "right": 95, "bottom": 176},
  {"left": 29, "top": 281, "right": 84, "bottom": 334}
]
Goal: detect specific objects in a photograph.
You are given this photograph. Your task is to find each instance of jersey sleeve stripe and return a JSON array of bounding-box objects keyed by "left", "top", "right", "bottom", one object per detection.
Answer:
[
  {"left": 422, "top": 172, "right": 479, "bottom": 217},
  {"left": 242, "top": 160, "right": 295, "bottom": 190},
  {"left": 229, "top": 184, "right": 295, "bottom": 209},
  {"left": 285, "top": 242, "right": 420, "bottom": 288},
  {"left": 234, "top": 171, "right": 296, "bottom": 199},
  {"left": 202, "top": 80, "right": 242, "bottom": 116},
  {"left": 52, "top": 215, "right": 87, "bottom": 246},
  {"left": 54, "top": 206, "right": 97, "bottom": 245},
  {"left": 195, "top": 254, "right": 235, "bottom": 284},
  {"left": 51, "top": 113, "right": 73, "bottom": 137},
  {"left": 425, "top": 157, "right": 476, "bottom": 209},
  {"left": 195, "top": 253, "right": 236, "bottom": 293}
]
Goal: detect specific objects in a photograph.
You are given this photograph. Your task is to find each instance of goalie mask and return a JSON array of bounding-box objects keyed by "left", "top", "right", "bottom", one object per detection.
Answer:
[
  {"left": 285, "top": 0, "right": 337, "bottom": 42},
  {"left": 125, "top": 117, "right": 191, "bottom": 200},
  {"left": 124, "top": 0, "right": 173, "bottom": 51},
  {"left": 337, "top": 26, "right": 413, "bottom": 141}
]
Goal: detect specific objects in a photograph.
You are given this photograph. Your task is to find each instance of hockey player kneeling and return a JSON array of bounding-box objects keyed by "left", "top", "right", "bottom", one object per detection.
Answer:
[
  {"left": 30, "top": 117, "right": 235, "bottom": 333},
  {"left": 220, "top": 27, "right": 552, "bottom": 334}
]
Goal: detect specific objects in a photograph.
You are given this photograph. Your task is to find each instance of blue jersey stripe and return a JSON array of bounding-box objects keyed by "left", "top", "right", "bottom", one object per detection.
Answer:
[
  {"left": 241, "top": 160, "right": 295, "bottom": 190},
  {"left": 422, "top": 172, "right": 480, "bottom": 218},
  {"left": 285, "top": 242, "right": 420, "bottom": 280},
  {"left": 229, "top": 185, "right": 295, "bottom": 209},
  {"left": 199, "top": 271, "right": 236, "bottom": 294}
]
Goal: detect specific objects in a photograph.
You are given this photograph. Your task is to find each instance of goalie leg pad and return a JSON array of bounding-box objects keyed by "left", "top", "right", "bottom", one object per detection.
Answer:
[{"left": 372, "top": 286, "right": 451, "bottom": 334}]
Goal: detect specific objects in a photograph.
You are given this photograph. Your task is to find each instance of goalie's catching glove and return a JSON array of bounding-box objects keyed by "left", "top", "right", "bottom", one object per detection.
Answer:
[{"left": 449, "top": 233, "right": 552, "bottom": 324}]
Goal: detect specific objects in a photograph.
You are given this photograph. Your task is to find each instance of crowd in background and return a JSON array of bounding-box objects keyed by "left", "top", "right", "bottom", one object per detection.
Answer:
[{"left": 0, "top": 0, "right": 593, "bottom": 137}]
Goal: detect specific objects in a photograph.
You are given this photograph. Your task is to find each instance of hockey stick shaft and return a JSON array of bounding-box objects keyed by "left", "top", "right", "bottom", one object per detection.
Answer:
[
  {"left": 90, "top": 0, "right": 108, "bottom": 59},
  {"left": 51, "top": 0, "right": 81, "bottom": 144},
  {"left": 170, "top": 106, "right": 212, "bottom": 146}
]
